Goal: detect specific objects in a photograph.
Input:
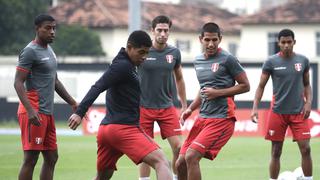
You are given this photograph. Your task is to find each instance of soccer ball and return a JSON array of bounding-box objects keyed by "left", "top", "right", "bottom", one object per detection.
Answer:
[
  {"left": 293, "top": 167, "right": 304, "bottom": 180},
  {"left": 278, "top": 171, "right": 295, "bottom": 180}
]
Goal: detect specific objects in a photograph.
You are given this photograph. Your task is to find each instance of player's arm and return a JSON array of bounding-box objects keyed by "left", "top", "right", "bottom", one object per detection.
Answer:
[
  {"left": 180, "top": 91, "right": 201, "bottom": 125},
  {"left": 201, "top": 72, "right": 250, "bottom": 100},
  {"left": 302, "top": 69, "right": 312, "bottom": 119},
  {"left": 68, "top": 70, "right": 110, "bottom": 130},
  {"left": 55, "top": 73, "right": 77, "bottom": 111},
  {"left": 174, "top": 65, "right": 187, "bottom": 112},
  {"left": 68, "top": 62, "right": 128, "bottom": 130},
  {"left": 14, "top": 69, "right": 41, "bottom": 126},
  {"left": 251, "top": 72, "right": 270, "bottom": 123}
]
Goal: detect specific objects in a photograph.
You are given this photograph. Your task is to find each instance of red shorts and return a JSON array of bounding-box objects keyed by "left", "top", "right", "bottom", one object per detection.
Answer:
[
  {"left": 18, "top": 113, "right": 57, "bottom": 151},
  {"left": 96, "top": 124, "right": 159, "bottom": 171},
  {"left": 180, "top": 117, "right": 235, "bottom": 160},
  {"left": 265, "top": 111, "right": 311, "bottom": 141},
  {"left": 140, "top": 106, "right": 182, "bottom": 139}
]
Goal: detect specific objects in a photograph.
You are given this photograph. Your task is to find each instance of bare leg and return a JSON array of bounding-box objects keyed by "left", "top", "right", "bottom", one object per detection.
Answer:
[
  {"left": 40, "top": 150, "right": 58, "bottom": 180},
  {"left": 269, "top": 141, "right": 283, "bottom": 179},
  {"left": 139, "top": 162, "right": 151, "bottom": 179},
  {"left": 19, "top": 150, "right": 40, "bottom": 180},
  {"left": 185, "top": 148, "right": 202, "bottom": 180},
  {"left": 167, "top": 135, "right": 181, "bottom": 175},
  {"left": 175, "top": 154, "right": 187, "bottom": 180},
  {"left": 142, "top": 149, "right": 171, "bottom": 180},
  {"left": 95, "top": 169, "right": 114, "bottom": 180},
  {"left": 297, "top": 139, "right": 312, "bottom": 176}
]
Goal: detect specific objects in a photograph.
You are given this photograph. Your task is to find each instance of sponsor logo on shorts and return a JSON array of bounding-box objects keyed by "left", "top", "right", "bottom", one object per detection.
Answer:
[
  {"left": 193, "top": 141, "right": 205, "bottom": 149},
  {"left": 35, "top": 137, "right": 43, "bottom": 144},
  {"left": 302, "top": 132, "right": 310, "bottom": 135},
  {"left": 269, "top": 130, "right": 275, "bottom": 136}
]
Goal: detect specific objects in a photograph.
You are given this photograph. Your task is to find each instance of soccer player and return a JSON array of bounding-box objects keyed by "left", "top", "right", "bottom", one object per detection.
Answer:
[
  {"left": 175, "top": 22, "right": 250, "bottom": 180},
  {"left": 14, "top": 14, "right": 78, "bottom": 180},
  {"left": 138, "top": 15, "right": 187, "bottom": 180},
  {"left": 68, "top": 30, "right": 172, "bottom": 180},
  {"left": 251, "top": 29, "right": 313, "bottom": 180}
]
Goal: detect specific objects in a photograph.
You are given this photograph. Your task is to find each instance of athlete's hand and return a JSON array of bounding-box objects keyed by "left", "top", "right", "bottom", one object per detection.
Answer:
[
  {"left": 250, "top": 110, "right": 258, "bottom": 123},
  {"left": 201, "top": 87, "right": 220, "bottom": 100},
  {"left": 303, "top": 102, "right": 311, "bottom": 119},
  {"left": 179, "top": 106, "right": 187, "bottom": 117},
  {"left": 180, "top": 108, "right": 192, "bottom": 126},
  {"left": 27, "top": 109, "right": 41, "bottom": 126},
  {"left": 68, "top": 113, "right": 82, "bottom": 130}
]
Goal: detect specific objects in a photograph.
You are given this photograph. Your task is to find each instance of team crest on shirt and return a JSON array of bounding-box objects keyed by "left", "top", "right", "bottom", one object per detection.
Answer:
[
  {"left": 166, "top": 55, "right": 174, "bottom": 63},
  {"left": 211, "top": 63, "right": 219, "bottom": 72},
  {"left": 294, "top": 63, "right": 302, "bottom": 71}
]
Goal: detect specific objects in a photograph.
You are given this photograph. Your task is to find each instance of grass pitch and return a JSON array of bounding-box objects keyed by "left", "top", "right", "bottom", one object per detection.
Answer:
[{"left": 0, "top": 134, "right": 319, "bottom": 180}]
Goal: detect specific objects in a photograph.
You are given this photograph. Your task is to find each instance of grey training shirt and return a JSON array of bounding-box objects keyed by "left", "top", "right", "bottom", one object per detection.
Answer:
[
  {"left": 262, "top": 52, "right": 310, "bottom": 114},
  {"left": 194, "top": 49, "right": 245, "bottom": 118},
  {"left": 17, "top": 41, "right": 57, "bottom": 115},
  {"left": 138, "top": 45, "right": 181, "bottom": 109}
]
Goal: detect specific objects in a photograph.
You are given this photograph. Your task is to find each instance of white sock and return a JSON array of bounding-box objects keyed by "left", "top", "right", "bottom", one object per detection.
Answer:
[
  {"left": 303, "top": 176, "right": 313, "bottom": 180},
  {"left": 139, "top": 177, "right": 150, "bottom": 180},
  {"left": 173, "top": 174, "right": 178, "bottom": 180}
]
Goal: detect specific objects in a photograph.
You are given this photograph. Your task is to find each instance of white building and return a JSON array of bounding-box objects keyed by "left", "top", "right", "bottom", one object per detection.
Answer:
[
  {"left": 237, "top": 0, "right": 320, "bottom": 62},
  {"left": 49, "top": 0, "right": 241, "bottom": 62}
]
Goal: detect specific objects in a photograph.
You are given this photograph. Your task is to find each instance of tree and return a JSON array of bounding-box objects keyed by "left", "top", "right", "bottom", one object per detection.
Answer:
[
  {"left": 0, "top": 0, "right": 50, "bottom": 55},
  {"left": 0, "top": 0, "right": 105, "bottom": 56},
  {"left": 51, "top": 25, "right": 105, "bottom": 56}
]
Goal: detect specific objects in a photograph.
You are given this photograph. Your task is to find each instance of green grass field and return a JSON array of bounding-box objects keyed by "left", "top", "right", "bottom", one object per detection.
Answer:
[{"left": 0, "top": 134, "right": 319, "bottom": 180}]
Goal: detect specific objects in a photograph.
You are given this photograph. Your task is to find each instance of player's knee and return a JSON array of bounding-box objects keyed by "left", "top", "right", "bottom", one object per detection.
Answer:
[
  {"left": 23, "top": 157, "right": 38, "bottom": 167},
  {"left": 300, "top": 145, "right": 311, "bottom": 157},
  {"left": 175, "top": 156, "right": 186, "bottom": 171},
  {"left": 23, "top": 153, "right": 40, "bottom": 167},
  {"left": 271, "top": 149, "right": 282, "bottom": 159},
  {"left": 44, "top": 153, "right": 58, "bottom": 166},
  {"left": 153, "top": 158, "right": 170, "bottom": 171},
  {"left": 185, "top": 151, "right": 200, "bottom": 165},
  {"left": 96, "top": 169, "right": 114, "bottom": 180},
  {"left": 158, "top": 156, "right": 170, "bottom": 167},
  {"left": 151, "top": 152, "right": 170, "bottom": 169}
]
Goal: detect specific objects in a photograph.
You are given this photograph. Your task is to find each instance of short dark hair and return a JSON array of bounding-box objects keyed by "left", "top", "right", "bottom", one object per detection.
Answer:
[
  {"left": 127, "top": 30, "right": 152, "bottom": 48},
  {"left": 34, "top": 14, "right": 55, "bottom": 26},
  {"left": 278, "top": 29, "right": 295, "bottom": 40},
  {"left": 200, "top": 22, "right": 221, "bottom": 37},
  {"left": 151, "top": 15, "right": 172, "bottom": 29}
]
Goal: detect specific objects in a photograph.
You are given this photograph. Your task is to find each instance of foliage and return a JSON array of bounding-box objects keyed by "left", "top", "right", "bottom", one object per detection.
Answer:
[
  {"left": 0, "top": 0, "right": 105, "bottom": 56},
  {"left": 51, "top": 25, "right": 105, "bottom": 56},
  {"left": 0, "top": 0, "right": 50, "bottom": 55}
]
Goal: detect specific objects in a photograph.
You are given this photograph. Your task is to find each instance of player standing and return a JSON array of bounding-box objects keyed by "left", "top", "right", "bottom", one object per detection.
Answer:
[
  {"left": 251, "top": 29, "right": 313, "bottom": 180},
  {"left": 14, "top": 14, "right": 77, "bottom": 180},
  {"left": 138, "top": 15, "right": 187, "bottom": 180}
]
